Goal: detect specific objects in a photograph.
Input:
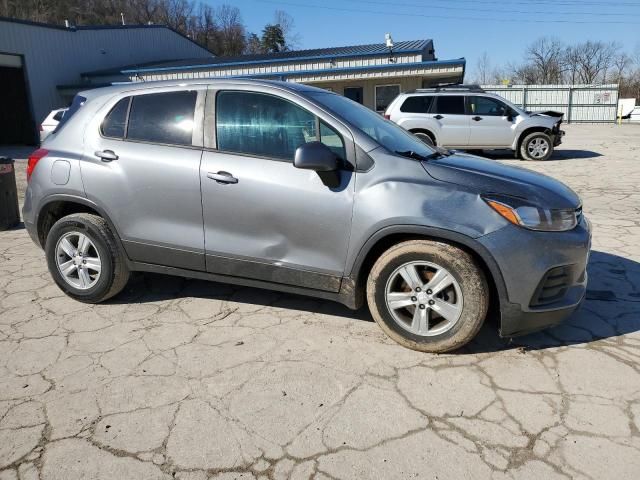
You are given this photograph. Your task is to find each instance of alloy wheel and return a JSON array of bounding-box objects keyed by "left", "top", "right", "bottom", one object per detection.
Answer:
[{"left": 55, "top": 231, "right": 102, "bottom": 290}]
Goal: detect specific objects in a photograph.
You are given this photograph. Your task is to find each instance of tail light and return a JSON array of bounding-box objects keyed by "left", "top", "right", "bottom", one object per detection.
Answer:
[
  {"left": 27, "top": 148, "right": 48, "bottom": 182},
  {"left": 383, "top": 114, "right": 391, "bottom": 120}
]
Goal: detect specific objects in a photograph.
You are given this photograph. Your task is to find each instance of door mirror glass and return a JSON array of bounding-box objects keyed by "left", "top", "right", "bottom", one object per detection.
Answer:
[{"left": 294, "top": 141, "right": 338, "bottom": 171}]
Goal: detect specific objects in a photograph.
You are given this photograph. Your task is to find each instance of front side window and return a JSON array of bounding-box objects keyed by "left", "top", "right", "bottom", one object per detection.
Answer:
[
  {"left": 216, "top": 91, "right": 317, "bottom": 161},
  {"left": 101, "top": 98, "right": 129, "bottom": 138},
  {"left": 434, "top": 96, "right": 465, "bottom": 115},
  {"left": 400, "top": 96, "right": 434, "bottom": 113},
  {"left": 375, "top": 85, "right": 401, "bottom": 112},
  {"left": 127, "top": 91, "right": 197, "bottom": 146},
  {"left": 470, "top": 96, "right": 508, "bottom": 116}
]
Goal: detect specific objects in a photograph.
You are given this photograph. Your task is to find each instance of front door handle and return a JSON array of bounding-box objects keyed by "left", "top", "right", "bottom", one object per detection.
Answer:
[
  {"left": 433, "top": 114, "right": 444, "bottom": 120},
  {"left": 207, "top": 171, "right": 238, "bottom": 184},
  {"left": 472, "top": 116, "right": 483, "bottom": 121},
  {"left": 94, "top": 150, "right": 118, "bottom": 162}
]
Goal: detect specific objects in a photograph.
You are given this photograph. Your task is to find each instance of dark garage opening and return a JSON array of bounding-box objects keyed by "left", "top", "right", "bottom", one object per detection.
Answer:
[{"left": 0, "top": 61, "right": 37, "bottom": 145}]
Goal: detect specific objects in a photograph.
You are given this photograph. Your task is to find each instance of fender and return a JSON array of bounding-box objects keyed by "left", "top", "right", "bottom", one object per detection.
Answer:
[
  {"left": 346, "top": 224, "right": 509, "bottom": 312},
  {"left": 35, "top": 194, "right": 131, "bottom": 263}
]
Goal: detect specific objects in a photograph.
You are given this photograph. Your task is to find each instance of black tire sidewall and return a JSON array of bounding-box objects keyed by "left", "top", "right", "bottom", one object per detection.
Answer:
[
  {"left": 414, "top": 132, "right": 435, "bottom": 146},
  {"left": 45, "top": 217, "right": 115, "bottom": 301},
  {"left": 521, "top": 133, "right": 553, "bottom": 161}
]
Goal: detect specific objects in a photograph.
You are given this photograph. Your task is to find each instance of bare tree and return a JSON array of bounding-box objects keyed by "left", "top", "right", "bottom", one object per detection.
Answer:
[
  {"left": 569, "top": 40, "right": 621, "bottom": 84},
  {"left": 524, "top": 37, "right": 565, "bottom": 84},
  {"left": 273, "top": 9, "right": 300, "bottom": 50},
  {"left": 474, "top": 51, "right": 492, "bottom": 85}
]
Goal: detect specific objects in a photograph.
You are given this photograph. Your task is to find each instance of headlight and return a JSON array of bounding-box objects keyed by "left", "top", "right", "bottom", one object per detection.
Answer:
[{"left": 483, "top": 195, "right": 578, "bottom": 232}]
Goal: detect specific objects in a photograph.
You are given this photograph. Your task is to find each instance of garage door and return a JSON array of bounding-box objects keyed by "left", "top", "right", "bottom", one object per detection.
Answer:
[{"left": 0, "top": 53, "right": 37, "bottom": 145}]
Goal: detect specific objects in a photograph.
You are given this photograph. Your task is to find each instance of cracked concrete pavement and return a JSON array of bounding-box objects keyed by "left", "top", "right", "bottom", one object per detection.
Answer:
[{"left": 1, "top": 124, "right": 640, "bottom": 479}]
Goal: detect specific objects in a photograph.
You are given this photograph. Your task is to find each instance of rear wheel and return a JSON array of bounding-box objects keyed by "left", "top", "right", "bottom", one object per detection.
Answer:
[
  {"left": 45, "top": 213, "right": 130, "bottom": 303},
  {"left": 412, "top": 131, "right": 435, "bottom": 146},
  {"left": 520, "top": 132, "right": 553, "bottom": 161},
  {"left": 366, "top": 240, "right": 489, "bottom": 353}
]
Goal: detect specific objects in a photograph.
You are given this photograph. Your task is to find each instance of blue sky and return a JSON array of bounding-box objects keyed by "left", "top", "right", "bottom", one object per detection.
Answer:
[{"left": 227, "top": 0, "right": 639, "bottom": 75}]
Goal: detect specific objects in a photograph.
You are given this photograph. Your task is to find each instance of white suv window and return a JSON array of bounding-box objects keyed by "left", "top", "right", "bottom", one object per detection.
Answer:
[
  {"left": 400, "top": 96, "right": 434, "bottom": 113},
  {"left": 470, "top": 96, "right": 509, "bottom": 116},
  {"left": 433, "top": 96, "right": 465, "bottom": 115}
]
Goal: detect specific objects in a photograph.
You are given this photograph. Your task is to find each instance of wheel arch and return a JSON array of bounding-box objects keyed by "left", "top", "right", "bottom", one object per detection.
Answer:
[
  {"left": 345, "top": 225, "right": 507, "bottom": 325},
  {"left": 35, "top": 195, "right": 126, "bottom": 256},
  {"left": 516, "top": 126, "right": 552, "bottom": 152},
  {"left": 408, "top": 128, "right": 436, "bottom": 145}
]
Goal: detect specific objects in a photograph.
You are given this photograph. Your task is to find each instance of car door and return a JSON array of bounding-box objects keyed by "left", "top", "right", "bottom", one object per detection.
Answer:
[
  {"left": 81, "top": 87, "right": 206, "bottom": 271},
  {"left": 431, "top": 95, "right": 469, "bottom": 147},
  {"left": 199, "top": 87, "right": 355, "bottom": 292},
  {"left": 467, "top": 95, "right": 516, "bottom": 147}
]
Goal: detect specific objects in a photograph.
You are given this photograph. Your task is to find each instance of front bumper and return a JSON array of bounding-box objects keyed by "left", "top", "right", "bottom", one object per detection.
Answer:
[
  {"left": 478, "top": 215, "right": 591, "bottom": 337},
  {"left": 551, "top": 130, "right": 565, "bottom": 147}
]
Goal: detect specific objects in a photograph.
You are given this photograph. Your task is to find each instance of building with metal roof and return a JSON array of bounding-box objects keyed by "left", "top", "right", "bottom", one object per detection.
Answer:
[
  {"left": 0, "top": 17, "right": 213, "bottom": 144},
  {"left": 86, "top": 38, "right": 466, "bottom": 113}
]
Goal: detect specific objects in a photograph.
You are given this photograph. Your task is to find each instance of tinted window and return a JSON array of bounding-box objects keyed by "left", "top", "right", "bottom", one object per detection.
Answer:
[
  {"left": 434, "top": 96, "right": 465, "bottom": 115},
  {"left": 216, "top": 91, "right": 317, "bottom": 161},
  {"left": 400, "top": 96, "right": 434, "bottom": 113},
  {"left": 470, "top": 96, "right": 508, "bottom": 116},
  {"left": 101, "top": 98, "right": 129, "bottom": 138},
  {"left": 127, "top": 91, "right": 197, "bottom": 145},
  {"left": 376, "top": 85, "right": 400, "bottom": 112},
  {"left": 320, "top": 121, "right": 345, "bottom": 160}
]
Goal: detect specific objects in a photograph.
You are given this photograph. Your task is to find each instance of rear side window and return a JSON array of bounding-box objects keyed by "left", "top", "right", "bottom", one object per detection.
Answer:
[
  {"left": 52, "top": 95, "right": 86, "bottom": 134},
  {"left": 216, "top": 91, "right": 317, "bottom": 161},
  {"left": 127, "top": 91, "right": 197, "bottom": 146},
  {"left": 400, "top": 96, "right": 434, "bottom": 113},
  {"left": 434, "top": 96, "right": 465, "bottom": 115},
  {"left": 101, "top": 98, "right": 129, "bottom": 138}
]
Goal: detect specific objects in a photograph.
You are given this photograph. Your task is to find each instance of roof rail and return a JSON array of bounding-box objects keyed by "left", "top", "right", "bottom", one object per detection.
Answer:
[{"left": 409, "top": 84, "right": 485, "bottom": 93}]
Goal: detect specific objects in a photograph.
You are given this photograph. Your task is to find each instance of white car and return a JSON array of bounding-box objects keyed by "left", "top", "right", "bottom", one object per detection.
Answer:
[
  {"left": 39, "top": 108, "right": 67, "bottom": 142},
  {"left": 385, "top": 85, "right": 564, "bottom": 161}
]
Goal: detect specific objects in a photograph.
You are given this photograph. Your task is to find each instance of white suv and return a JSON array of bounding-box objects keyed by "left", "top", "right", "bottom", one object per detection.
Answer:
[{"left": 385, "top": 86, "right": 564, "bottom": 161}]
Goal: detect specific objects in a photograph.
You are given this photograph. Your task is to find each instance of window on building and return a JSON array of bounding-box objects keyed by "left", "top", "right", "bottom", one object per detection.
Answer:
[
  {"left": 375, "top": 85, "right": 401, "bottom": 112},
  {"left": 469, "top": 96, "right": 509, "bottom": 116},
  {"left": 433, "top": 96, "right": 465, "bottom": 115},
  {"left": 216, "top": 91, "right": 317, "bottom": 161},
  {"left": 319, "top": 121, "right": 345, "bottom": 159},
  {"left": 127, "top": 91, "right": 197, "bottom": 145},
  {"left": 344, "top": 87, "right": 364, "bottom": 105},
  {"left": 101, "top": 98, "right": 130, "bottom": 138},
  {"left": 400, "top": 95, "right": 434, "bottom": 114}
]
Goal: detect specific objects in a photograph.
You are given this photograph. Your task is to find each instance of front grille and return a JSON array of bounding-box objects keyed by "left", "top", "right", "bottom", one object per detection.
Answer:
[{"left": 531, "top": 266, "right": 571, "bottom": 307}]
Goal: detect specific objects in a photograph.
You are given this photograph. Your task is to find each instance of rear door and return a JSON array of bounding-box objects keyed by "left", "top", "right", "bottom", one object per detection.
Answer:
[
  {"left": 81, "top": 87, "right": 206, "bottom": 271},
  {"left": 467, "top": 95, "right": 515, "bottom": 147},
  {"left": 199, "top": 87, "right": 355, "bottom": 291},
  {"left": 432, "top": 95, "right": 469, "bottom": 147}
]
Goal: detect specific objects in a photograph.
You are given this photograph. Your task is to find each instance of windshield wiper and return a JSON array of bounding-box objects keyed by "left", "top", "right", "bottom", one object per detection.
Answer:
[{"left": 395, "top": 150, "right": 449, "bottom": 161}]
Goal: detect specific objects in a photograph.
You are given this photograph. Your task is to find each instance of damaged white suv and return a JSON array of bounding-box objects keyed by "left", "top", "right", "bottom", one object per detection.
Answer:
[{"left": 385, "top": 85, "right": 564, "bottom": 161}]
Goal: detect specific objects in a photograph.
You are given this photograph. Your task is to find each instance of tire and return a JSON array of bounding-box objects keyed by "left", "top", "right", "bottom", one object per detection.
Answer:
[
  {"left": 366, "top": 240, "right": 489, "bottom": 353},
  {"left": 519, "top": 132, "right": 554, "bottom": 161},
  {"left": 45, "top": 213, "right": 130, "bottom": 303},
  {"left": 412, "top": 131, "right": 435, "bottom": 146}
]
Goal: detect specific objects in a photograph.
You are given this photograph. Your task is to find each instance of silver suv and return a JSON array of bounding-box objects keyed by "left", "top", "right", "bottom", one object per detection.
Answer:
[
  {"left": 385, "top": 86, "right": 564, "bottom": 161},
  {"left": 23, "top": 79, "right": 590, "bottom": 352}
]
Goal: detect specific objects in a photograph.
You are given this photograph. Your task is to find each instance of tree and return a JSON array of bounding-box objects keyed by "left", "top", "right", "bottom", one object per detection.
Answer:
[
  {"left": 524, "top": 37, "right": 565, "bottom": 84},
  {"left": 273, "top": 9, "right": 299, "bottom": 50},
  {"left": 212, "top": 4, "right": 246, "bottom": 56},
  {"left": 474, "top": 52, "right": 492, "bottom": 85},
  {"left": 244, "top": 33, "right": 264, "bottom": 54},
  {"left": 261, "top": 24, "right": 286, "bottom": 53}
]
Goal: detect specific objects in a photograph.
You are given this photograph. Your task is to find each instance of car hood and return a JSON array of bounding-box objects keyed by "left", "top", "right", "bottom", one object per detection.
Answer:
[{"left": 422, "top": 153, "right": 580, "bottom": 209}]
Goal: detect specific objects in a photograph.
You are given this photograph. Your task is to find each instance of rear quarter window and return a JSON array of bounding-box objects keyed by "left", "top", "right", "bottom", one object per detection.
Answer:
[
  {"left": 52, "top": 95, "right": 86, "bottom": 134},
  {"left": 400, "top": 96, "right": 434, "bottom": 113}
]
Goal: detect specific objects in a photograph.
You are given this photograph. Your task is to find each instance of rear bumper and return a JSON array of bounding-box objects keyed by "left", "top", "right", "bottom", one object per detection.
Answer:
[{"left": 478, "top": 216, "right": 591, "bottom": 337}]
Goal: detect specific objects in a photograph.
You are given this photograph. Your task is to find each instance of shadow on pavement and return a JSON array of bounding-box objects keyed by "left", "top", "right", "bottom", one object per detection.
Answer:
[
  {"left": 476, "top": 149, "right": 602, "bottom": 161},
  {"left": 109, "top": 249, "right": 639, "bottom": 353}
]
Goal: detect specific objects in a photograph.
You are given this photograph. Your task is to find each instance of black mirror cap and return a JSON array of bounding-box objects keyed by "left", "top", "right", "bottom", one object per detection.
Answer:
[{"left": 294, "top": 141, "right": 338, "bottom": 172}]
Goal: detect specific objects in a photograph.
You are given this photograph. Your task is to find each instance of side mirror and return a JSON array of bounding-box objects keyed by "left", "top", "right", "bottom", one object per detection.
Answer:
[{"left": 294, "top": 141, "right": 338, "bottom": 172}]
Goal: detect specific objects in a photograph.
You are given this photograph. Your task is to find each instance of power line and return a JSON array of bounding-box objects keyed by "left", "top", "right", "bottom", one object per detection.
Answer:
[
  {"left": 342, "top": 0, "right": 640, "bottom": 16},
  {"left": 258, "top": 0, "right": 640, "bottom": 24},
  {"left": 344, "top": 0, "right": 640, "bottom": 7}
]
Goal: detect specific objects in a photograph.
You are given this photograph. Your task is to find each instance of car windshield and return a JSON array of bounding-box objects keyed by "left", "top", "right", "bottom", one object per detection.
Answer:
[{"left": 310, "top": 92, "right": 436, "bottom": 158}]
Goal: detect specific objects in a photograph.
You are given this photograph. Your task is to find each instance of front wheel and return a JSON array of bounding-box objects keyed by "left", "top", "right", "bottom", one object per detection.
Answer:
[
  {"left": 520, "top": 132, "right": 554, "bottom": 161},
  {"left": 413, "top": 131, "right": 435, "bottom": 146},
  {"left": 366, "top": 240, "right": 489, "bottom": 353}
]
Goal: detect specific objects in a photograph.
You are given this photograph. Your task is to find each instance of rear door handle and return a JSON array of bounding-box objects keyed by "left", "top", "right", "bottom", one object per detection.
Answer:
[
  {"left": 472, "top": 116, "right": 482, "bottom": 121},
  {"left": 433, "top": 115, "right": 444, "bottom": 120},
  {"left": 207, "top": 171, "right": 238, "bottom": 184},
  {"left": 94, "top": 150, "right": 118, "bottom": 162}
]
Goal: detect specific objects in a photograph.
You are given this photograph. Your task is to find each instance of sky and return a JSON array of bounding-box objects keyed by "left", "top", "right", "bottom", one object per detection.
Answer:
[{"left": 226, "top": 0, "right": 640, "bottom": 77}]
